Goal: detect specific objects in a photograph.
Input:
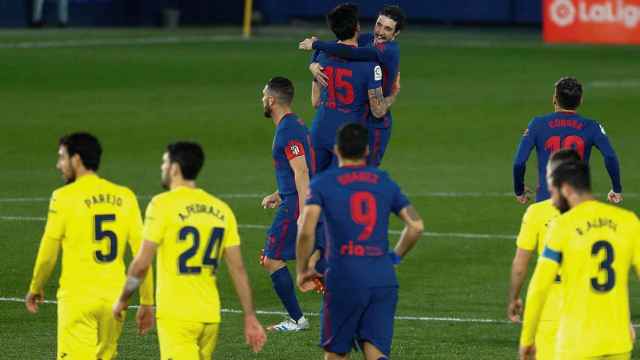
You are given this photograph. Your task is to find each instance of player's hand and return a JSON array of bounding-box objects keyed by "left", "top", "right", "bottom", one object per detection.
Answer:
[
  {"left": 298, "top": 36, "right": 317, "bottom": 51},
  {"left": 296, "top": 269, "right": 318, "bottom": 292},
  {"left": 261, "top": 193, "right": 281, "bottom": 209},
  {"left": 519, "top": 345, "right": 536, "bottom": 360},
  {"left": 136, "top": 305, "right": 155, "bottom": 335},
  {"left": 309, "top": 63, "right": 328, "bottom": 87},
  {"left": 507, "top": 298, "right": 523, "bottom": 323},
  {"left": 516, "top": 186, "right": 532, "bottom": 204},
  {"left": 25, "top": 291, "right": 44, "bottom": 314},
  {"left": 244, "top": 314, "right": 267, "bottom": 353},
  {"left": 112, "top": 299, "right": 128, "bottom": 321},
  {"left": 607, "top": 190, "right": 623, "bottom": 204}
]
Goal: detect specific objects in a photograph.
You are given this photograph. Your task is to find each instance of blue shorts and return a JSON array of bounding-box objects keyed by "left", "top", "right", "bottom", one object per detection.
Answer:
[
  {"left": 264, "top": 195, "right": 298, "bottom": 261},
  {"left": 321, "top": 286, "right": 398, "bottom": 356},
  {"left": 367, "top": 126, "right": 391, "bottom": 168}
]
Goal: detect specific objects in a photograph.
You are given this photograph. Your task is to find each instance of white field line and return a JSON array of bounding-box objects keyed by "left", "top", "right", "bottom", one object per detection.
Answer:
[
  {"left": 589, "top": 80, "right": 640, "bottom": 89},
  {"left": 0, "top": 35, "right": 244, "bottom": 49},
  {"left": 0, "top": 215, "right": 515, "bottom": 240},
  {"left": 0, "top": 296, "right": 508, "bottom": 324},
  {"left": 0, "top": 192, "right": 636, "bottom": 204}
]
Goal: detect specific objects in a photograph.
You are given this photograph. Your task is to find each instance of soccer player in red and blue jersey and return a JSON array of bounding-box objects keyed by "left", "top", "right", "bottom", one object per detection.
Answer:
[
  {"left": 260, "top": 77, "right": 315, "bottom": 331},
  {"left": 296, "top": 123, "right": 423, "bottom": 360},
  {"left": 301, "top": 5, "right": 405, "bottom": 167},
  {"left": 513, "top": 77, "right": 622, "bottom": 204},
  {"left": 308, "top": 3, "right": 396, "bottom": 173}
]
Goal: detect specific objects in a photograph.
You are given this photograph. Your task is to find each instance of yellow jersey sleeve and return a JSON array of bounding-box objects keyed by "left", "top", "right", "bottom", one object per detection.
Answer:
[
  {"left": 222, "top": 205, "right": 241, "bottom": 249},
  {"left": 516, "top": 205, "right": 538, "bottom": 252},
  {"left": 127, "top": 191, "right": 154, "bottom": 305},
  {"left": 143, "top": 197, "right": 166, "bottom": 245},
  {"left": 520, "top": 258, "right": 560, "bottom": 346},
  {"left": 29, "top": 191, "right": 65, "bottom": 294}
]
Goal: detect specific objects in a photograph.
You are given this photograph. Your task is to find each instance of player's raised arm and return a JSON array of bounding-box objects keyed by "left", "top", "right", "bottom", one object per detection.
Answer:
[
  {"left": 513, "top": 122, "right": 536, "bottom": 204},
  {"left": 224, "top": 245, "right": 267, "bottom": 353},
  {"left": 295, "top": 204, "right": 321, "bottom": 291},
  {"left": 311, "top": 39, "right": 382, "bottom": 62},
  {"left": 592, "top": 123, "right": 623, "bottom": 203}
]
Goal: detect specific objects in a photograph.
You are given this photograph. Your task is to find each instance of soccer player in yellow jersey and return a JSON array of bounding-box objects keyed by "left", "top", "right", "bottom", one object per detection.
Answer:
[
  {"left": 520, "top": 160, "right": 639, "bottom": 360},
  {"left": 508, "top": 149, "right": 581, "bottom": 360},
  {"left": 25, "top": 132, "right": 154, "bottom": 359},
  {"left": 113, "top": 141, "right": 267, "bottom": 359}
]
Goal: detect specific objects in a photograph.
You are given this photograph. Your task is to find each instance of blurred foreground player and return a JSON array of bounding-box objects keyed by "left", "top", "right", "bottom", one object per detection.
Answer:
[
  {"left": 301, "top": 5, "right": 405, "bottom": 167},
  {"left": 113, "top": 142, "right": 266, "bottom": 358},
  {"left": 512, "top": 77, "right": 622, "bottom": 203},
  {"left": 507, "top": 149, "right": 581, "bottom": 360},
  {"left": 519, "top": 161, "right": 639, "bottom": 360},
  {"left": 26, "top": 132, "right": 154, "bottom": 359},
  {"left": 260, "top": 77, "right": 315, "bottom": 331},
  {"left": 296, "top": 123, "right": 423, "bottom": 360}
]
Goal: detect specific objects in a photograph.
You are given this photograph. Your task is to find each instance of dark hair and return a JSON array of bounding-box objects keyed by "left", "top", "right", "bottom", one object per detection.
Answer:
[
  {"left": 267, "top": 77, "right": 295, "bottom": 105},
  {"left": 379, "top": 5, "right": 406, "bottom": 33},
  {"left": 551, "top": 160, "right": 591, "bottom": 193},
  {"left": 59, "top": 132, "right": 102, "bottom": 171},
  {"left": 167, "top": 142, "right": 205, "bottom": 180},
  {"left": 549, "top": 148, "right": 582, "bottom": 164},
  {"left": 555, "top": 77, "right": 582, "bottom": 110},
  {"left": 327, "top": 3, "right": 359, "bottom": 41},
  {"left": 337, "top": 123, "right": 368, "bottom": 160}
]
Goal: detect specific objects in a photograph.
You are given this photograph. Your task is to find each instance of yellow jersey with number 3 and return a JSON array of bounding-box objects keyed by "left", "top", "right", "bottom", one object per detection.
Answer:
[
  {"left": 544, "top": 200, "right": 639, "bottom": 357},
  {"left": 144, "top": 186, "right": 241, "bottom": 323},
  {"left": 516, "top": 199, "right": 561, "bottom": 322},
  {"left": 29, "top": 174, "right": 153, "bottom": 304}
]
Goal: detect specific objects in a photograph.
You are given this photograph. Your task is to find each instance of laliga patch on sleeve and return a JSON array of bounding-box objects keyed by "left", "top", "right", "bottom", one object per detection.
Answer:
[
  {"left": 374, "top": 65, "right": 383, "bottom": 81},
  {"left": 285, "top": 140, "right": 306, "bottom": 160},
  {"left": 599, "top": 124, "right": 606, "bottom": 135}
]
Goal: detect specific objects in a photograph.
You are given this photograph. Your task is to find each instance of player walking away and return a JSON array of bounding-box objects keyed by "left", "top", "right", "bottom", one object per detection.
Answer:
[
  {"left": 519, "top": 160, "right": 639, "bottom": 360},
  {"left": 307, "top": 3, "right": 397, "bottom": 173},
  {"left": 512, "top": 77, "right": 622, "bottom": 204},
  {"left": 259, "top": 77, "right": 316, "bottom": 332},
  {"left": 113, "top": 142, "right": 266, "bottom": 358},
  {"left": 507, "top": 149, "right": 581, "bottom": 360},
  {"left": 25, "top": 132, "right": 154, "bottom": 359},
  {"left": 300, "top": 5, "right": 405, "bottom": 167},
  {"left": 296, "top": 123, "right": 423, "bottom": 360}
]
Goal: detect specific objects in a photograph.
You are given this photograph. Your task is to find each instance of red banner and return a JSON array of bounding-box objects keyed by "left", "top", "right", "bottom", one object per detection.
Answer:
[{"left": 544, "top": 0, "right": 640, "bottom": 44}]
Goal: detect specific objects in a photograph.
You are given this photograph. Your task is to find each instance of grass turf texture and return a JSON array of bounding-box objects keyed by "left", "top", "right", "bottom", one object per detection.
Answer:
[{"left": 0, "top": 27, "right": 638, "bottom": 359}]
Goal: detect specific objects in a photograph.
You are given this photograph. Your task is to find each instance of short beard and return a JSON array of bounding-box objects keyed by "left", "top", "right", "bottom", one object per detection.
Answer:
[
  {"left": 556, "top": 195, "right": 571, "bottom": 214},
  {"left": 161, "top": 173, "right": 170, "bottom": 190},
  {"left": 64, "top": 168, "right": 76, "bottom": 184},
  {"left": 264, "top": 107, "right": 272, "bottom": 118}
]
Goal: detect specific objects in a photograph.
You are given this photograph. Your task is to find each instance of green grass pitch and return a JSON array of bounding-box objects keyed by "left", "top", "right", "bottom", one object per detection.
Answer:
[{"left": 0, "top": 27, "right": 638, "bottom": 359}]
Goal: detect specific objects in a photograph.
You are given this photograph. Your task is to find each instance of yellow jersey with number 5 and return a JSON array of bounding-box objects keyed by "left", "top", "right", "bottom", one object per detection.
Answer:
[
  {"left": 29, "top": 174, "right": 153, "bottom": 304},
  {"left": 544, "top": 200, "right": 639, "bottom": 357},
  {"left": 143, "top": 186, "right": 240, "bottom": 323}
]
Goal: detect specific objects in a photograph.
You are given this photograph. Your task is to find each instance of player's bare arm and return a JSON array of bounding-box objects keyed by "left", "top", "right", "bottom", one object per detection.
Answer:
[
  {"left": 298, "top": 36, "right": 317, "bottom": 51},
  {"left": 309, "top": 63, "right": 328, "bottom": 87},
  {"left": 26, "top": 234, "right": 61, "bottom": 314},
  {"left": 224, "top": 245, "right": 267, "bottom": 353},
  {"left": 393, "top": 205, "right": 424, "bottom": 258},
  {"left": 368, "top": 87, "right": 396, "bottom": 119},
  {"left": 289, "top": 156, "right": 310, "bottom": 224},
  {"left": 508, "top": 248, "right": 533, "bottom": 323},
  {"left": 113, "top": 240, "right": 156, "bottom": 321},
  {"left": 311, "top": 79, "right": 321, "bottom": 108},
  {"left": 295, "top": 204, "right": 321, "bottom": 291}
]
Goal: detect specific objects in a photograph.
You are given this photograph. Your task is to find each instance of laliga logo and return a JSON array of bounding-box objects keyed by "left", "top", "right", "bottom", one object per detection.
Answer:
[{"left": 550, "top": 0, "right": 640, "bottom": 28}]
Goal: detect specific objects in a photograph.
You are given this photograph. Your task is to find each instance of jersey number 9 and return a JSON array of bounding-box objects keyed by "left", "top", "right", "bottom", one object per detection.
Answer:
[{"left": 350, "top": 192, "right": 377, "bottom": 241}]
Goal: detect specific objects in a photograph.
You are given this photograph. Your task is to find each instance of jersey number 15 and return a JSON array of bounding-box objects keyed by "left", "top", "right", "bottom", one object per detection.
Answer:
[{"left": 325, "top": 66, "right": 354, "bottom": 109}]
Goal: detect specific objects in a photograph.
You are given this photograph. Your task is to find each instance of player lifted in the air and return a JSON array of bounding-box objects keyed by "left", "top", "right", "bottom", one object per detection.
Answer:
[
  {"left": 507, "top": 148, "right": 581, "bottom": 360},
  {"left": 259, "top": 77, "right": 316, "bottom": 331},
  {"left": 307, "top": 3, "right": 397, "bottom": 173},
  {"left": 297, "top": 123, "right": 423, "bottom": 360},
  {"left": 512, "top": 77, "right": 622, "bottom": 204},
  {"left": 25, "top": 132, "right": 154, "bottom": 359},
  {"left": 300, "top": 5, "right": 405, "bottom": 167},
  {"left": 113, "top": 142, "right": 266, "bottom": 358},
  {"left": 519, "top": 160, "right": 639, "bottom": 360}
]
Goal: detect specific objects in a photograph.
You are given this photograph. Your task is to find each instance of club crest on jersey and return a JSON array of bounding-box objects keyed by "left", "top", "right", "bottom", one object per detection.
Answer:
[
  {"left": 290, "top": 144, "right": 300, "bottom": 155},
  {"left": 374, "top": 65, "right": 383, "bottom": 81}
]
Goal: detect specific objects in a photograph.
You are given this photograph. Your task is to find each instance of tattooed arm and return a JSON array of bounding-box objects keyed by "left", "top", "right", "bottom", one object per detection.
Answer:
[{"left": 368, "top": 86, "right": 398, "bottom": 118}]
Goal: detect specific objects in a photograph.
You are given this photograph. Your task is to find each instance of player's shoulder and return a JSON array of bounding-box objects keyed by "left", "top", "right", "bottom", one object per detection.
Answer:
[
  {"left": 148, "top": 190, "right": 172, "bottom": 206},
  {"left": 597, "top": 202, "right": 638, "bottom": 222}
]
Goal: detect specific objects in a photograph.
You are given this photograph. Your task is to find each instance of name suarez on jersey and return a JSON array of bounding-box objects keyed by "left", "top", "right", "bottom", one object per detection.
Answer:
[
  {"left": 83, "top": 193, "right": 123, "bottom": 208},
  {"left": 178, "top": 203, "right": 225, "bottom": 222}
]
